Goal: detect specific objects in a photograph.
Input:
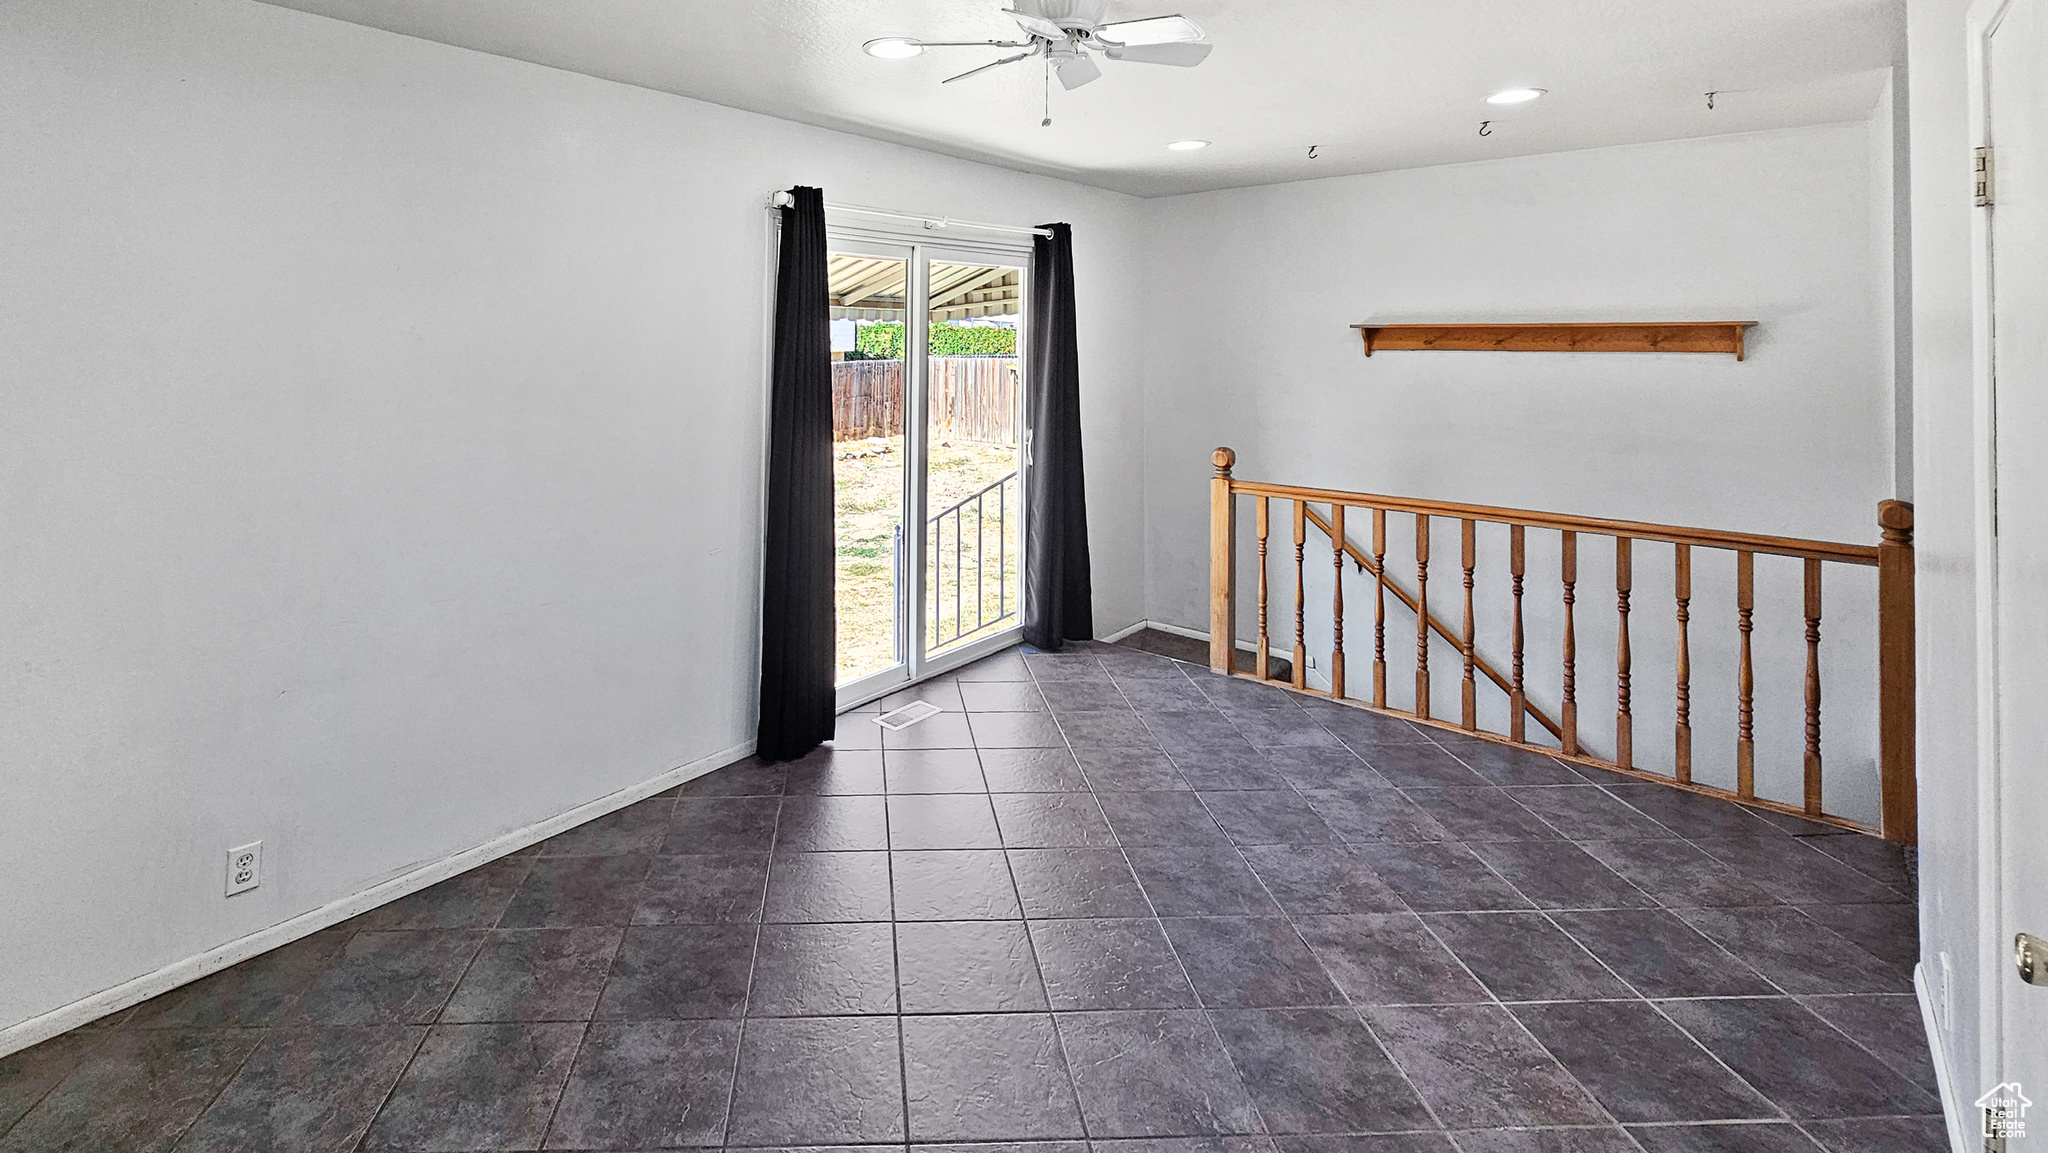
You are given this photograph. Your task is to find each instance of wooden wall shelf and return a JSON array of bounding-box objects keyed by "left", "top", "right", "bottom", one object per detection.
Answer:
[{"left": 1352, "top": 321, "right": 1757, "bottom": 360}]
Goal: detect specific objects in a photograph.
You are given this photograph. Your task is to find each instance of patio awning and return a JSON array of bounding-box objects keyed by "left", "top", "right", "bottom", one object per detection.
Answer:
[{"left": 828, "top": 256, "right": 1022, "bottom": 322}]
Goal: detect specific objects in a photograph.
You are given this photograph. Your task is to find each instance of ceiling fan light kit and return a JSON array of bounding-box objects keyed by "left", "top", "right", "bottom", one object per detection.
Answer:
[
  {"left": 862, "top": 37, "right": 925, "bottom": 58},
  {"left": 865, "top": 0, "right": 1214, "bottom": 91}
]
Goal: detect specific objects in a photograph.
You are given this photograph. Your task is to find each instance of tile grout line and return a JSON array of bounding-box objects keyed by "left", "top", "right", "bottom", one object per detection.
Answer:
[
  {"left": 126, "top": 908, "right": 365, "bottom": 1148},
  {"left": 715, "top": 776, "right": 790, "bottom": 1149},
  {"left": 1392, "top": 748, "right": 1830, "bottom": 1130},
  {"left": 333, "top": 903, "right": 501, "bottom": 1153},
  {"left": 276, "top": 912, "right": 410, "bottom": 1153},
  {"left": 987, "top": 683, "right": 1094, "bottom": 1145},
  {"left": 1280, "top": 693, "right": 1626, "bottom": 1145},
  {"left": 1401, "top": 905, "right": 1652, "bottom": 1151},
  {"left": 341, "top": 954, "right": 479, "bottom": 1151},
  {"left": 12, "top": 642, "right": 1924, "bottom": 1152},
  {"left": 1204, "top": 673, "right": 1475, "bottom": 1142},
  {"left": 518, "top": 808, "right": 658, "bottom": 1151},
  {"left": 1161, "top": 660, "right": 1430, "bottom": 1142},
  {"left": 1520, "top": 785, "right": 1936, "bottom": 1118},
  {"left": 831, "top": 652, "right": 1881, "bottom": 1144},
  {"left": 0, "top": 1027, "right": 116, "bottom": 1146},
  {"left": 1402, "top": 730, "right": 1845, "bottom": 1140},
  {"left": 884, "top": 771, "right": 915, "bottom": 1151},
  {"left": 139, "top": 1021, "right": 275, "bottom": 1153},
  {"left": 1047, "top": 650, "right": 1277, "bottom": 1143},
  {"left": 1187, "top": 675, "right": 1800, "bottom": 1144},
  {"left": 1521, "top": 893, "right": 1806, "bottom": 1129}
]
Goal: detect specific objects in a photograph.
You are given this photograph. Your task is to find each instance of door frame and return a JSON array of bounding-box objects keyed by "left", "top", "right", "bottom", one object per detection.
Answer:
[
  {"left": 828, "top": 236, "right": 922, "bottom": 709},
  {"left": 1966, "top": 0, "right": 2020, "bottom": 1140},
  {"left": 827, "top": 225, "right": 1033, "bottom": 711}
]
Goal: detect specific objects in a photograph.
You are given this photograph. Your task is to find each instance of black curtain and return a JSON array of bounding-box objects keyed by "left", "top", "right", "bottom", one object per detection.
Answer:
[
  {"left": 756, "top": 186, "right": 836, "bottom": 761},
  {"left": 1023, "top": 222, "right": 1094, "bottom": 651}
]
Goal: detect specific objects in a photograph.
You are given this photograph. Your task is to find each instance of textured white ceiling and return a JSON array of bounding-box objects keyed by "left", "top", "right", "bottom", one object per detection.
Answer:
[{"left": 255, "top": 0, "right": 1903, "bottom": 197}]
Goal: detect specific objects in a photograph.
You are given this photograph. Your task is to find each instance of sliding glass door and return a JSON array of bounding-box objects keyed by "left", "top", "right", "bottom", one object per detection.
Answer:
[
  {"left": 923, "top": 256, "right": 1024, "bottom": 663},
  {"left": 829, "top": 237, "right": 1028, "bottom": 708}
]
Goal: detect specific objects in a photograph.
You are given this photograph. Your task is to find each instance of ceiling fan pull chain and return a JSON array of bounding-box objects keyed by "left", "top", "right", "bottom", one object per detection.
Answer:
[{"left": 1042, "top": 53, "right": 1052, "bottom": 126}]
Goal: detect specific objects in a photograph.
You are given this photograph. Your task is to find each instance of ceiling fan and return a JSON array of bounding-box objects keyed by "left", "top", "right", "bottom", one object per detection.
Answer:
[{"left": 863, "top": 0, "right": 1213, "bottom": 90}]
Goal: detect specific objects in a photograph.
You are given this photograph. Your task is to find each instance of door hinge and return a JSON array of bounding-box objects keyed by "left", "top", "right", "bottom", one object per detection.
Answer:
[
  {"left": 1976, "top": 147, "right": 1995, "bottom": 207},
  {"left": 1984, "top": 1108, "right": 2009, "bottom": 1153}
]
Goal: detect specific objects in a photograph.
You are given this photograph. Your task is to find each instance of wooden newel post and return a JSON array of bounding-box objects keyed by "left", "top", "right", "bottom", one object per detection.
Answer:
[
  {"left": 1211, "top": 448, "right": 1237, "bottom": 674},
  {"left": 1877, "top": 499, "right": 1917, "bottom": 845}
]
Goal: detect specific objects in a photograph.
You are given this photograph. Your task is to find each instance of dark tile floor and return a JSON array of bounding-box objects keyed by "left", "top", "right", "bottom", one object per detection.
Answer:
[{"left": 0, "top": 642, "right": 1942, "bottom": 1153}]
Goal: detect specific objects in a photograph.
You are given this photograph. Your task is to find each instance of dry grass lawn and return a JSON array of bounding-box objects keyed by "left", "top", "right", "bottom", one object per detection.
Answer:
[{"left": 836, "top": 435, "right": 1021, "bottom": 683}]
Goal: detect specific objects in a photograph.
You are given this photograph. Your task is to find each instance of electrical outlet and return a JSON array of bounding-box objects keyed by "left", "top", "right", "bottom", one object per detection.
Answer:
[{"left": 225, "top": 841, "right": 261, "bottom": 897}]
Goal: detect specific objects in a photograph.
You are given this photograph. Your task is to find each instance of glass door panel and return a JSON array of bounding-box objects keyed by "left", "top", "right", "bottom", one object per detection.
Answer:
[
  {"left": 825, "top": 234, "right": 1028, "bottom": 709},
  {"left": 925, "top": 259, "right": 1024, "bottom": 658},
  {"left": 828, "top": 246, "right": 911, "bottom": 695}
]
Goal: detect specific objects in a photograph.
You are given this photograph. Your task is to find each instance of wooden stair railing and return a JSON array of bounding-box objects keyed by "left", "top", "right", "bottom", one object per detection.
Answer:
[
  {"left": 1302, "top": 504, "right": 1564, "bottom": 742},
  {"left": 1207, "top": 447, "right": 1917, "bottom": 844}
]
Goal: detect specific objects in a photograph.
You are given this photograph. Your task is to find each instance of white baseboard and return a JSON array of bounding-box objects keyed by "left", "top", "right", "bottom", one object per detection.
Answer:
[
  {"left": 1916, "top": 961, "right": 1972, "bottom": 1153},
  {"left": 1099, "top": 620, "right": 1149, "bottom": 643},
  {"left": 1100, "top": 619, "right": 1213, "bottom": 644},
  {"left": 0, "top": 739, "right": 754, "bottom": 1059},
  {"left": 1103, "top": 620, "right": 1280, "bottom": 654}
]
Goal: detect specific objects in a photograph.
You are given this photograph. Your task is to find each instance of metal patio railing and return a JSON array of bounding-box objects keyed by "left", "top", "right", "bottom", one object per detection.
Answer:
[{"left": 929, "top": 471, "right": 1019, "bottom": 651}]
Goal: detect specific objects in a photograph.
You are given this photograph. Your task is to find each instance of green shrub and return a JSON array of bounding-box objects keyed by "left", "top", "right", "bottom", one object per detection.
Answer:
[
  {"left": 932, "top": 325, "right": 1017, "bottom": 356},
  {"left": 854, "top": 322, "right": 1015, "bottom": 359}
]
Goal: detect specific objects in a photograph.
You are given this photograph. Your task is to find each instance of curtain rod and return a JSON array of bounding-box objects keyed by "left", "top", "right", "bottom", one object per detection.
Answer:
[{"left": 767, "top": 191, "right": 1053, "bottom": 238}]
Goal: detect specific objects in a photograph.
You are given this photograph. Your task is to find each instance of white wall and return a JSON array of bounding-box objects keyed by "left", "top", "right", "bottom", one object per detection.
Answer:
[
  {"left": 1905, "top": 0, "right": 1989, "bottom": 1139},
  {"left": 0, "top": 0, "right": 1145, "bottom": 1044},
  {"left": 1138, "top": 123, "right": 1902, "bottom": 819}
]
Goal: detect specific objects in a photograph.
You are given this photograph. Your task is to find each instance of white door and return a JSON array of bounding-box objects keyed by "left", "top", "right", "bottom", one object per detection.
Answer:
[{"left": 1986, "top": 0, "right": 2048, "bottom": 1122}]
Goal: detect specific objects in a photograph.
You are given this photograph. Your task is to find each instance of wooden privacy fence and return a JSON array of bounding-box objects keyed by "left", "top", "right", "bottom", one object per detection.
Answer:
[
  {"left": 833, "top": 358, "right": 1018, "bottom": 443},
  {"left": 834, "top": 360, "right": 904, "bottom": 440},
  {"left": 1207, "top": 447, "right": 1918, "bottom": 843}
]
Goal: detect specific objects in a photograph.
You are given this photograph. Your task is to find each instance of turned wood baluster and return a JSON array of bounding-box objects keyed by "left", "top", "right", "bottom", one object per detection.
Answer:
[
  {"left": 1736, "top": 550, "right": 1756, "bottom": 799},
  {"left": 1561, "top": 530, "right": 1579, "bottom": 756},
  {"left": 1510, "top": 524, "right": 1527, "bottom": 743},
  {"left": 1373, "top": 509, "right": 1388, "bottom": 708},
  {"left": 1461, "top": 519, "right": 1478, "bottom": 730},
  {"left": 1293, "top": 501, "right": 1308, "bottom": 690},
  {"left": 1415, "top": 515, "right": 1432, "bottom": 719},
  {"left": 1255, "top": 497, "right": 1271, "bottom": 682},
  {"left": 1331, "top": 504, "right": 1347, "bottom": 700},
  {"left": 1803, "top": 557, "right": 1823, "bottom": 815},
  {"left": 1615, "top": 536, "right": 1633, "bottom": 769},
  {"left": 1674, "top": 544, "right": 1693, "bottom": 784}
]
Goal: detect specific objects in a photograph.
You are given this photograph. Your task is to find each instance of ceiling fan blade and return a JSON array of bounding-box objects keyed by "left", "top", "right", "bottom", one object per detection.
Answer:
[
  {"left": 1102, "top": 40, "right": 1211, "bottom": 66},
  {"left": 1002, "top": 9, "right": 1070, "bottom": 40},
  {"left": 1054, "top": 52, "right": 1102, "bottom": 89},
  {"left": 1095, "top": 14, "right": 1204, "bottom": 44},
  {"left": 941, "top": 49, "right": 1037, "bottom": 84}
]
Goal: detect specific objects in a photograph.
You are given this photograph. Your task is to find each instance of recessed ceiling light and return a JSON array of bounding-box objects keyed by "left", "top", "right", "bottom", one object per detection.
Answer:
[
  {"left": 864, "top": 37, "right": 925, "bottom": 59},
  {"left": 1166, "top": 139, "right": 1210, "bottom": 151},
  {"left": 1486, "top": 88, "right": 1546, "bottom": 104}
]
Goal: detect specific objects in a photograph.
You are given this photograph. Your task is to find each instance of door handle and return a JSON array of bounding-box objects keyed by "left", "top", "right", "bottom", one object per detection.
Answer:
[{"left": 2021, "top": 933, "right": 2048, "bottom": 986}]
